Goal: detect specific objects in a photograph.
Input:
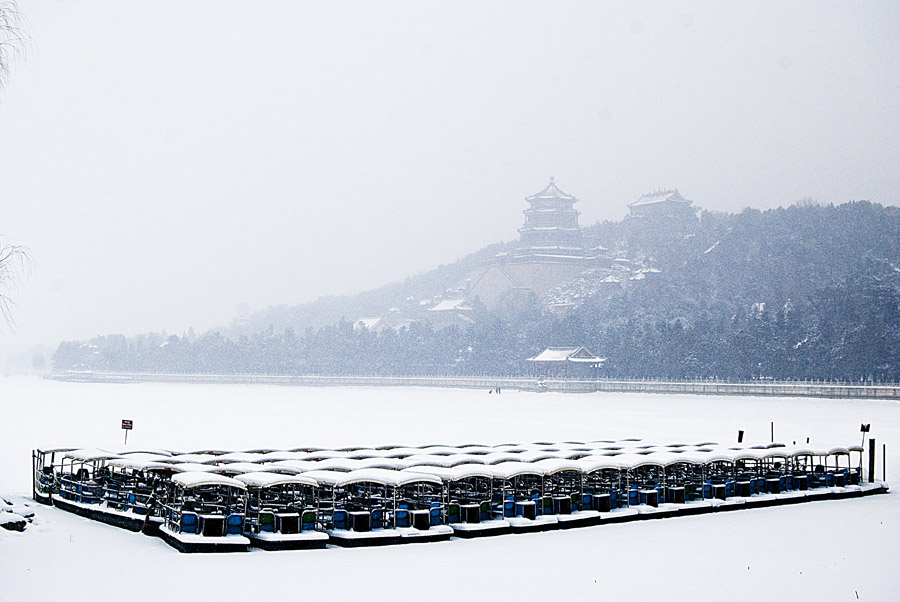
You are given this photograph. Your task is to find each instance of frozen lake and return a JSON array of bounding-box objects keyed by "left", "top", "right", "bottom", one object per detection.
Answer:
[{"left": 1, "top": 376, "right": 898, "bottom": 601}]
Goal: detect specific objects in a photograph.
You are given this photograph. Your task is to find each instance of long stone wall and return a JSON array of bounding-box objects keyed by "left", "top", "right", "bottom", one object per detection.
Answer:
[{"left": 46, "top": 371, "right": 900, "bottom": 400}]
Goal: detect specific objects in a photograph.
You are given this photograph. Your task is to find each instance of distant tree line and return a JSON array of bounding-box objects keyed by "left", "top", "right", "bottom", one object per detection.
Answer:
[{"left": 53, "top": 201, "right": 900, "bottom": 381}]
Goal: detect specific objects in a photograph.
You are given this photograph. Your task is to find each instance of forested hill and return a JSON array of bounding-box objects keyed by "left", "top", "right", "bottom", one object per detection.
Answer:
[
  {"left": 53, "top": 201, "right": 900, "bottom": 380},
  {"left": 222, "top": 240, "right": 516, "bottom": 339}
]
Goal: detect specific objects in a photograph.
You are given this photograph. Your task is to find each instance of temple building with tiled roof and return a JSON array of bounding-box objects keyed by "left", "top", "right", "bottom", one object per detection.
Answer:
[
  {"left": 627, "top": 188, "right": 696, "bottom": 221},
  {"left": 515, "top": 177, "right": 586, "bottom": 260}
]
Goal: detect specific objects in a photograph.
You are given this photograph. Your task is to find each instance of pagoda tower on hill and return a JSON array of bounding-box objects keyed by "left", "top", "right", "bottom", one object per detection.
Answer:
[
  {"left": 469, "top": 178, "right": 596, "bottom": 309},
  {"left": 515, "top": 177, "right": 586, "bottom": 260}
]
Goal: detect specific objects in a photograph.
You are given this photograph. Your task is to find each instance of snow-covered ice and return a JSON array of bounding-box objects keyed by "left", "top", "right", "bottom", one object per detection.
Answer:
[{"left": 1, "top": 376, "right": 898, "bottom": 601}]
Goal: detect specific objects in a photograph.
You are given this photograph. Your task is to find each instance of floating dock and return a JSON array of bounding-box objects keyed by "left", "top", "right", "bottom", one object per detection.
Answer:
[{"left": 33, "top": 439, "right": 888, "bottom": 553}]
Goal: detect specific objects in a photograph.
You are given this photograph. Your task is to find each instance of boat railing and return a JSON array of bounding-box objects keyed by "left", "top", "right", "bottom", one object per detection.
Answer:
[{"left": 58, "top": 473, "right": 105, "bottom": 504}]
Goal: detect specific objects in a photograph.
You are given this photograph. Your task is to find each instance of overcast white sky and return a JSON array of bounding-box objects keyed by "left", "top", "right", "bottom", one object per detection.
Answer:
[{"left": 1, "top": 1, "right": 899, "bottom": 360}]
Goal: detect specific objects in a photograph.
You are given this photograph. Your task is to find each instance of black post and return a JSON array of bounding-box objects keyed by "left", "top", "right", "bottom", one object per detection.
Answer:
[
  {"left": 31, "top": 450, "right": 36, "bottom": 501},
  {"left": 868, "top": 438, "right": 876, "bottom": 483},
  {"left": 884, "top": 443, "right": 887, "bottom": 483},
  {"left": 770, "top": 422, "right": 774, "bottom": 443},
  {"left": 737, "top": 430, "right": 744, "bottom": 443}
]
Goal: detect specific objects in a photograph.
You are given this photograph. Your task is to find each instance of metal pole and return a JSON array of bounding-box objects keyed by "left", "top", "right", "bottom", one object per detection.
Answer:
[
  {"left": 31, "top": 451, "right": 36, "bottom": 501},
  {"left": 868, "top": 438, "right": 876, "bottom": 483},
  {"left": 770, "top": 422, "right": 774, "bottom": 443},
  {"left": 883, "top": 443, "right": 887, "bottom": 483}
]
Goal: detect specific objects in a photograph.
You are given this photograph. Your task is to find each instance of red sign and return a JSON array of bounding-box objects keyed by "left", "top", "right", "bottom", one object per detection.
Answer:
[{"left": 121, "top": 420, "right": 133, "bottom": 430}]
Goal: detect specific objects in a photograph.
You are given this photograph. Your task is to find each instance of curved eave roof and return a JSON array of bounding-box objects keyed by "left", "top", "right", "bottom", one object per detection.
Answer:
[{"left": 525, "top": 179, "right": 576, "bottom": 202}]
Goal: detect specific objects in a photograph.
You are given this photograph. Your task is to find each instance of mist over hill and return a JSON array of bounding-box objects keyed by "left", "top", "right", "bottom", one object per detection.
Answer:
[{"left": 53, "top": 200, "right": 900, "bottom": 380}]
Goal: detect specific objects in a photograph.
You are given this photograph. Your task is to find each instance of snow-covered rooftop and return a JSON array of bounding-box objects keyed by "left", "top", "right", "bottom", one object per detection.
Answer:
[
  {"left": 525, "top": 177, "right": 577, "bottom": 202},
  {"left": 629, "top": 188, "right": 691, "bottom": 208}
]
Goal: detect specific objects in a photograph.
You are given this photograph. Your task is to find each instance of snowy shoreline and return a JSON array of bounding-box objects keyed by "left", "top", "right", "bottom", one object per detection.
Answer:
[{"left": 45, "top": 371, "right": 900, "bottom": 399}]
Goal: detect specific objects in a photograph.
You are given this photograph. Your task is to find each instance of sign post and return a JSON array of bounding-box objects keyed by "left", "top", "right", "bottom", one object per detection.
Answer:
[
  {"left": 122, "top": 419, "right": 133, "bottom": 446},
  {"left": 860, "top": 424, "right": 871, "bottom": 480}
]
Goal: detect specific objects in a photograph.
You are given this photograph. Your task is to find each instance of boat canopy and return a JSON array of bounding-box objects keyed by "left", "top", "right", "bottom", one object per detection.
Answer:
[
  {"left": 303, "top": 450, "right": 354, "bottom": 461},
  {"left": 355, "top": 458, "right": 407, "bottom": 470},
  {"left": 577, "top": 456, "right": 624, "bottom": 472},
  {"left": 37, "top": 446, "right": 79, "bottom": 454},
  {"left": 379, "top": 447, "right": 424, "bottom": 458},
  {"left": 234, "top": 472, "right": 318, "bottom": 488},
  {"left": 617, "top": 453, "right": 666, "bottom": 469},
  {"left": 515, "top": 451, "right": 557, "bottom": 463},
  {"left": 483, "top": 452, "right": 522, "bottom": 465},
  {"left": 299, "top": 470, "right": 346, "bottom": 486},
  {"left": 689, "top": 451, "right": 734, "bottom": 465},
  {"left": 63, "top": 449, "right": 123, "bottom": 462},
  {"left": 172, "top": 472, "right": 247, "bottom": 489},
  {"left": 166, "top": 453, "right": 222, "bottom": 464},
  {"left": 533, "top": 458, "right": 583, "bottom": 475},
  {"left": 216, "top": 452, "right": 266, "bottom": 463},
  {"left": 402, "top": 464, "right": 495, "bottom": 481},
  {"left": 312, "top": 458, "right": 365, "bottom": 472},
  {"left": 270, "top": 460, "right": 323, "bottom": 473},
  {"left": 159, "top": 462, "right": 217, "bottom": 473},
  {"left": 400, "top": 455, "right": 457, "bottom": 468},
  {"left": 208, "top": 462, "right": 271, "bottom": 475},
  {"left": 416, "top": 445, "right": 459, "bottom": 456},
  {"left": 491, "top": 444, "right": 528, "bottom": 453},
  {"left": 443, "top": 454, "right": 489, "bottom": 466},
  {"left": 491, "top": 462, "right": 545, "bottom": 479},
  {"left": 107, "top": 457, "right": 165, "bottom": 471},
  {"left": 455, "top": 446, "right": 494, "bottom": 455},
  {"left": 731, "top": 448, "right": 773, "bottom": 462},
  {"left": 345, "top": 449, "right": 391, "bottom": 459},
  {"left": 258, "top": 451, "right": 306, "bottom": 462},
  {"left": 339, "top": 468, "right": 442, "bottom": 488},
  {"left": 115, "top": 448, "right": 173, "bottom": 457}
]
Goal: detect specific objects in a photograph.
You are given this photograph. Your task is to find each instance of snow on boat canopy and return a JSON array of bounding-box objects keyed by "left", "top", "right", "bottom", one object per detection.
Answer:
[{"left": 31, "top": 437, "right": 888, "bottom": 552}]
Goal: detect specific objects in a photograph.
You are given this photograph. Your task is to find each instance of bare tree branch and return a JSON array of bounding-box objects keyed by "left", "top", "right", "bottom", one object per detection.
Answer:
[
  {"left": 0, "top": 0, "right": 29, "bottom": 92},
  {"left": 0, "top": 238, "right": 32, "bottom": 330}
]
